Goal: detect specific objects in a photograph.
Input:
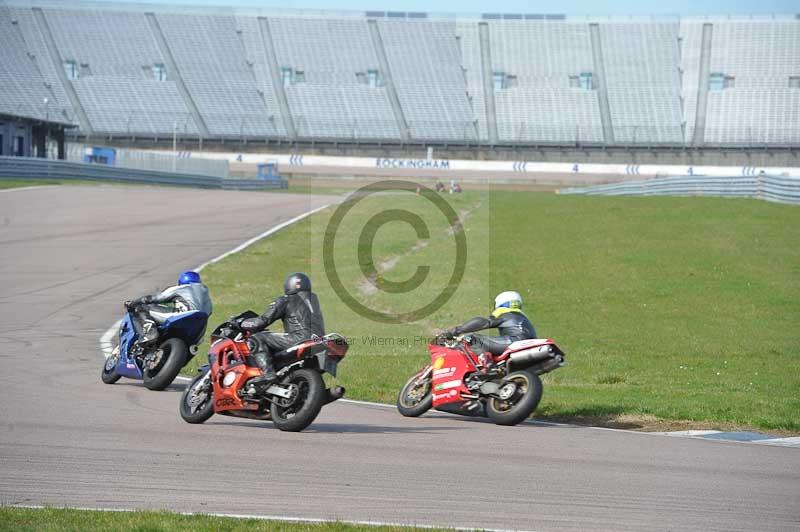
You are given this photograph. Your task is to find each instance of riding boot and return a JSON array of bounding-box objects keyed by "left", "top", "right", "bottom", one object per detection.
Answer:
[{"left": 250, "top": 350, "right": 277, "bottom": 385}]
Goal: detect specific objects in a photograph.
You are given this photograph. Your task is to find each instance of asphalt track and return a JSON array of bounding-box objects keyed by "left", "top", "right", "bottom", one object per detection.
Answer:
[{"left": 0, "top": 185, "right": 798, "bottom": 531}]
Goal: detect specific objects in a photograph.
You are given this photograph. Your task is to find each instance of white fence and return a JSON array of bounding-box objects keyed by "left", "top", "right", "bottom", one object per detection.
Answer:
[
  {"left": 144, "top": 148, "right": 800, "bottom": 179},
  {"left": 66, "top": 144, "right": 230, "bottom": 178},
  {"left": 559, "top": 175, "right": 800, "bottom": 204}
]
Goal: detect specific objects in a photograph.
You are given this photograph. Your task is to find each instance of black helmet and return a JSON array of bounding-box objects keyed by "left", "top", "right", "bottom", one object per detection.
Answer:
[{"left": 284, "top": 272, "right": 311, "bottom": 295}]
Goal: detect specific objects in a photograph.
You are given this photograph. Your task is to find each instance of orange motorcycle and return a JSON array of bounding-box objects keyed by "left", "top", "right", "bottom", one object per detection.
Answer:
[{"left": 179, "top": 311, "right": 347, "bottom": 432}]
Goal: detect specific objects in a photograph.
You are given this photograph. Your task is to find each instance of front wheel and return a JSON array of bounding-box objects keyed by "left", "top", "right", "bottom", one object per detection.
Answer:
[
  {"left": 486, "top": 370, "right": 543, "bottom": 426},
  {"left": 100, "top": 345, "right": 122, "bottom": 384},
  {"left": 179, "top": 369, "right": 214, "bottom": 424},
  {"left": 270, "top": 369, "right": 325, "bottom": 432},
  {"left": 143, "top": 338, "right": 187, "bottom": 391},
  {"left": 396, "top": 370, "right": 432, "bottom": 417}
]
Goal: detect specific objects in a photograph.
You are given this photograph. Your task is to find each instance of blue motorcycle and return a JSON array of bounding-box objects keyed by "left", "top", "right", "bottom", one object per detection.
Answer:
[{"left": 101, "top": 305, "right": 209, "bottom": 390}]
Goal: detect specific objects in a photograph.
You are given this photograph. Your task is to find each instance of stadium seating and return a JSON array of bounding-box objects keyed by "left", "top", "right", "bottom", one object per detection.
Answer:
[
  {"left": 40, "top": 8, "right": 199, "bottom": 136},
  {"left": 378, "top": 20, "right": 477, "bottom": 142},
  {"left": 704, "top": 21, "right": 800, "bottom": 145},
  {"left": 156, "top": 13, "right": 279, "bottom": 137},
  {"left": 1, "top": 4, "right": 797, "bottom": 147},
  {"left": 454, "top": 21, "right": 489, "bottom": 141},
  {"left": 486, "top": 21, "right": 603, "bottom": 143},
  {"left": 266, "top": 16, "right": 399, "bottom": 139},
  {"left": 678, "top": 21, "right": 704, "bottom": 143},
  {"left": 600, "top": 23, "right": 683, "bottom": 144},
  {"left": 2, "top": 6, "right": 71, "bottom": 121}
]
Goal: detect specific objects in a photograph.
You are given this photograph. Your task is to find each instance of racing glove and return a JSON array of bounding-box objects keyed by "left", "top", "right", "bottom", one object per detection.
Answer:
[{"left": 239, "top": 316, "right": 267, "bottom": 332}]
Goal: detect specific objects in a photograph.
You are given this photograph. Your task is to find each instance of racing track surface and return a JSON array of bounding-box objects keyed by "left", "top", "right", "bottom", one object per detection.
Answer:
[{"left": 1, "top": 185, "right": 798, "bottom": 531}]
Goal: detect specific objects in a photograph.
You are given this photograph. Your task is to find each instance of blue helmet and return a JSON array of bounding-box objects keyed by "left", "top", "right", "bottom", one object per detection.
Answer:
[{"left": 178, "top": 271, "right": 201, "bottom": 285}]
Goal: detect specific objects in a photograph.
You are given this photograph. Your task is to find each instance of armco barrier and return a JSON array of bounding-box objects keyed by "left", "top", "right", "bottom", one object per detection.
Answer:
[
  {"left": 560, "top": 175, "right": 800, "bottom": 205},
  {"left": 0, "top": 156, "right": 286, "bottom": 190}
]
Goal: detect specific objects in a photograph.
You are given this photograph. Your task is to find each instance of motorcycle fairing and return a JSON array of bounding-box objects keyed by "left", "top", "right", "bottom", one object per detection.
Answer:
[
  {"left": 209, "top": 338, "right": 259, "bottom": 413},
  {"left": 428, "top": 343, "right": 475, "bottom": 408},
  {"left": 115, "top": 313, "right": 143, "bottom": 379}
]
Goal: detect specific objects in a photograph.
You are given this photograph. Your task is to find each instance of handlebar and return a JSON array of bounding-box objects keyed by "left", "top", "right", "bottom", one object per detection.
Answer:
[{"left": 434, "top": 334, "right": 466, "bottom": 348}]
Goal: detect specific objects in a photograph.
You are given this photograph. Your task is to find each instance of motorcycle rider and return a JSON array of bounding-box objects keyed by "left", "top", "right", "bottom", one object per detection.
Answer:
[
  {"left": 440, "top": 291, "right": 536, "bottom": 360},
  {"left": 240, "top": 272, "right": 325, "bottom": 385},
  {"left": 126, "top": 271, "right": 213, "bottom": 346}
]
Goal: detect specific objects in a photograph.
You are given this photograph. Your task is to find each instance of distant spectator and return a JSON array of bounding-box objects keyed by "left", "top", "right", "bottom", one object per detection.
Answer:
[{"left": 435, "top": 179, "right": 445, "bottom": 192}]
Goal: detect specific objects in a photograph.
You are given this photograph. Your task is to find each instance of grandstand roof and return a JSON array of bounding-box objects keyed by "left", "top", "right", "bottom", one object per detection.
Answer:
[{"left": 1, "top": 0, "right": 798, "bottom": 21}]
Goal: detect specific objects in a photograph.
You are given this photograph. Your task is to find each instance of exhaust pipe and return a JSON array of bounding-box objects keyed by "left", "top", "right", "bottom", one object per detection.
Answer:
[
  {"left": 532, "top": 355, "right": 565, "bottom": 375},
  {"left": 508, "top": 345, "right": 555, "bottom": 369},
  {"left": 324, "top": 386, "right": 346, "bottom": 404}
]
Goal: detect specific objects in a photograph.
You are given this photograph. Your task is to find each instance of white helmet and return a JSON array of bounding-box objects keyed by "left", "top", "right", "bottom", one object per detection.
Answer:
[{"left": 494, "top": 291, "right": 523, "bottom": 310}]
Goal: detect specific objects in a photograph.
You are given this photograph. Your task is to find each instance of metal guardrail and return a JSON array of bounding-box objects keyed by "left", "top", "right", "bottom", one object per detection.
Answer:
[
  {"left": 0, "top": 156, "right": 288, "bottom": 190},
  {"left": 560, "top": 175, "right": 800, "bottom": 205}
]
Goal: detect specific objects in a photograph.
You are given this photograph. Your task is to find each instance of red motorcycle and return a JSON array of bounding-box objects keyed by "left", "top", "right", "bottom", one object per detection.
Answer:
[
  {"left": 179, "top": 311, "right": 348, "bottom": 432},
  {"left": 397, "top": 335, "right": 565, "bottom": 426}
]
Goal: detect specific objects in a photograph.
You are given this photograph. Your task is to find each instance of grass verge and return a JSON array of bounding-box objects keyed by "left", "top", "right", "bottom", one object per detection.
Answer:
[
  {"left": 0, "top": 507, "right": 444, "bottom": 531},
  {"left": 0, "top": 178, "right": 64, "bottom": 189},
  {"left": 185, "top": 190, "right": 800, "bottom": 433}
]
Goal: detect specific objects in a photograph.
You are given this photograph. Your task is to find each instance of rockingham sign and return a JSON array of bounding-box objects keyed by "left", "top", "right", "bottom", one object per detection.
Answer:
[
  {"left": 147, "top": 149, "right": 800, "bottom": 179},
  {"left": 374, "top": 158, "right": 451, "bottom": 170}
]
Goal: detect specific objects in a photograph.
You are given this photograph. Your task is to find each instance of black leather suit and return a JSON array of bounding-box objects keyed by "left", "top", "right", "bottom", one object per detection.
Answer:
[
  {"left": 241, "top": 291, "right": 325, "bottom": 368},
  {"left": 447, "top": 309, "right": 537, "bottom": 356}
]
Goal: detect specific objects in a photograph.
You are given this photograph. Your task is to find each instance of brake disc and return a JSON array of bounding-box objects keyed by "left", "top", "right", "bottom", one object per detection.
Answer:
[
  {"left": 497, "top": 382, "right": 517, "bottom": 401},
  {"left": 273, "top": 384, "right": 299, "bottom": 407},
  {"left": 145, "top": 349, "right": 163, "bottom": 370}
]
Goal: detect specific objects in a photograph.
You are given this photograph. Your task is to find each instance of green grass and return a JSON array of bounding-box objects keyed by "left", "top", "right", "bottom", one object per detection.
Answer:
[
  {"left": 187, "top": 190, "right": 800, "bottom": 432},
  {"left": 0, "top": 507, "right": 444, "bottom": 531},
  {"left": 0, "top": 178, "right": 63, "bottom": 189}
]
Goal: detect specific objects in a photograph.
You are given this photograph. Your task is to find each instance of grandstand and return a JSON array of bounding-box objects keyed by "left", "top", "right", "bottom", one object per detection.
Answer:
[{"left": 1, "top": 0, "right": 798, "bottom": 150}]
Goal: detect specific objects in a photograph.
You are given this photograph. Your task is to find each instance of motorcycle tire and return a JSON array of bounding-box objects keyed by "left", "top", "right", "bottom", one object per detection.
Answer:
[
  {"left": 179, "top": 369, "right": 214, "bottom": 424},
  {"left": 486, "top": 370, "right": 543, "bottom": 426},
  {"left": 270, "top": 369, "right": 325, "bottom": 432},
  {"left": 100, "top": 344, "right": 122, "bottom": 385},
  {"left": 143, "top": 337, "right": 187, "bottom": 391},
  {"left": 396, "top": 372, "right": 432, "bottom": 417}
]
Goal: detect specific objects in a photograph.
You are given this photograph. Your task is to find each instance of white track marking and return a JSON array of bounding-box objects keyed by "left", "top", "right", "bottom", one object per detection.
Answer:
[
  {"left": 99, "top": 203, "right": 330, "bottom": 358},
  {"left": 10, "top": 505, "right": 534, "bottom": 532},
  {"left": 99, "top": 319, "right": 122, "bottom": 356},
  {"left": 339, "top": 398, "right": 394, "bottom": 409},
  {"left": 0, "top": 185, "right": 59, "bottom": 193},
  {"left": 750, "top": 437, "right": 800, "bottom": 447},
  {"left": 194, "top": 204, "right": 330, "bottom": 272},
  {"left": 649, "top": 430, "right": 723, "bottom": 437}
]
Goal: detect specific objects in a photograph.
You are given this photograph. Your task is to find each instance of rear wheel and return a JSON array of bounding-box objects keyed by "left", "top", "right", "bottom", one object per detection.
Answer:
[
  {"left": 143, "top": 338, "right": 187, "bottom": 391},
  {"left": 179, "top": 369, "right": 214, "bottom": 424},
  {"left": 486, "top": 370, "right": 543, "bottom": 426},
  {"left": 396, "top": 370, "right": 432, "bottom": 417},
  {"left": 100, "top": 344, "right": 122, "bottom": 384},
  {"left": 270, "top": 369, "right": 325, "bottom": 432}
]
